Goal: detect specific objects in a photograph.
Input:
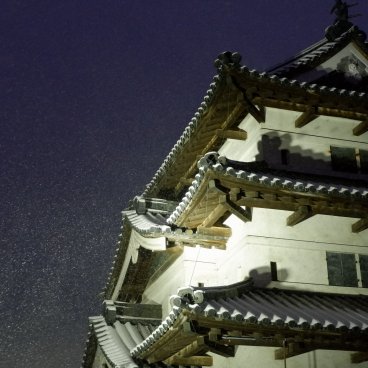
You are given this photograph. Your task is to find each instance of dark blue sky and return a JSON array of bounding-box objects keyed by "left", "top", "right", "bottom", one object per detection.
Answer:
[{"left": 1, "top": 1, "right": 367, "bottom": 367}]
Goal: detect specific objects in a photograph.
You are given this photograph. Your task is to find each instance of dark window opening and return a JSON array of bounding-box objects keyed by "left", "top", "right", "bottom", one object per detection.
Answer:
[
  {"left": 280, "top": 149, "right": 290, "bottom": 165},
  {"left": 359, "top": 255, "right": 368, "bottom": 288},
  {"left": 270, "top": 261, "right": 278, "bottom": 281},
  {"left": 326, "top": 252, "right": 358, "bottom": 287},
  {"left": 330, "top": 146, "right": 358, "bottom": 173},
  {"left": 359, "top": 149, "right": 368, "bottom": 174}
]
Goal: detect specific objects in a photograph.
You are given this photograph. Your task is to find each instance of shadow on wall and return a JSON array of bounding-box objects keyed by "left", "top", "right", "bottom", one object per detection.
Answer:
[
  {"left": 248, "top": 265, "right": 288, "bottom": 288},
  {"left": 256, "top": 133, "right": 329, "bottom": 175}
]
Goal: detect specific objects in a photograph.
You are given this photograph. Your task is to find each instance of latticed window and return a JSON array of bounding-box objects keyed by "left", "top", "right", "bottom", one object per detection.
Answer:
[
  {"left": 330, "top": 146, "right": 368, "bottom": 174},
  {"left": 327, "top": 252, "right": 368, "bottom": 288}
]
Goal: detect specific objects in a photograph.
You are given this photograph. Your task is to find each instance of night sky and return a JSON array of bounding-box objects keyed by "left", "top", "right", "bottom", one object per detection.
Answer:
[{"left": 1, "top": 1, "right": 367, "bottom": 367}]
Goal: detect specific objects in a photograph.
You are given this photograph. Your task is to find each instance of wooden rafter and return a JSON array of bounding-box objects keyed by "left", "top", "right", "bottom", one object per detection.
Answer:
[
  {"left": 216, "top": 128, "right": 247, "bottom": 140},
  {"left": 242, "top": 97, "right": 265, "bottom": 123},
  {"left": 352, "top": 218, "right": 368, "bottom": 233},
  {"left": 201, "top": 203, "right": 227, "bottom": 227},
  {"left": 224, "top": 198, "right": 252, "bottom": 222},
  {"left": 287, "top": 205, "right": 314, "bottom": 226},
  {"left": 163, "top": 336, "right": 209, "bottom": 364},
  {"left": 353, "top": 118, "right": 368, "bottom": 136},
  {"left": 295, "top": 106, "right": 318, "bottom": 128}
]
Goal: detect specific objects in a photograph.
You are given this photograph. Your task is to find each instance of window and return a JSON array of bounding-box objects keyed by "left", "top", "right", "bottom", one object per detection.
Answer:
[
  {"left": 326, "top": 252, "right": 368, "bottom": 288},
  {"left": 330, "top": 146, "right": 368, "bottom": 174},
  {"left": 326, "top": 252, "right": 357, "bottom": 287},
  {"left": 360, "top": 254, "right": 368, "bottom": 288},
  {"left": 280, "top": 149, "right": 290, "bottom": 165}
]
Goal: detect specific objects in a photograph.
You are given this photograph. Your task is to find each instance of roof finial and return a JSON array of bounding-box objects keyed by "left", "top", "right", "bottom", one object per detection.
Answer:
[
  {"left": 330, "top": 0, "right": 359, "bottom": 23},
  {"left": 325, "top": 0, "right": 362, "bottom": 40}
]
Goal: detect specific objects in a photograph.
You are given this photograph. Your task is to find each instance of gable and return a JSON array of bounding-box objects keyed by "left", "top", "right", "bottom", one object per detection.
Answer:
[{"left": 298, "top": 42, "right": 368, "bottom": 91}]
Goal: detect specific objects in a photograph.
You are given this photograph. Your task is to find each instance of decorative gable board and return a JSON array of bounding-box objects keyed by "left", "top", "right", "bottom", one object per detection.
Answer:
[{"left": 291, "top": 42, "right": 368, "bottom": 90}]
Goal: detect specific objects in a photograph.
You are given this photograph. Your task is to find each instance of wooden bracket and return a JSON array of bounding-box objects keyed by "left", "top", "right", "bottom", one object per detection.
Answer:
[
  {"left": 352, "top": 218, "right": 368, "bottom": 233},
  {"left": 295, "top": 106, "right": 318, "bottom": 128},
  {"left": 243, "top": 98, "right": 265, "bottom": 123},
  {"left": 206, "top": 340, "right": 235, "bottom": 357},
  {"left": 353, "top": 118, "right": 368, "bottom": 136},
  {"left": 224, "top": 198, "right": 252, "bottom": 222},
  {"left": 201, "top": 203, "right": 228, "bottom": 227},
  {"left": 216, "top": 128, "right": 247, "bottom": 140},
  {"left": 287, "top": 205, "right": 313, "bottom": 226}
]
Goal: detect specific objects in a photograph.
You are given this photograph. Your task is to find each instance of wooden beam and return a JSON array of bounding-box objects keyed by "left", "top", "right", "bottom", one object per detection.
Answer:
[
  {"left": 287, "top": 206, "right": 313, "bottom": 226},
  {"left": 275, "top": 343, "right": 314, "bottom": 360},
  {"left": 196, "top": 226, "right": 232, "bottom": 238},
  {"left": 201, "top": 203, "right": 227, "bottom": 227},
  {"left": 164, "top": 355, "right": 213, "bottom": 366},
  {"left": 353, "top": 119, "right": 368, "bottom": 136},
  {"left": 295, "top": 106, "right": 318, "bottom": 128},
  {"left": 352, "top": 218, "right": 368, "bottom": 233},
  {"left": 206, "top": 340, "right": 235, "bottom": 357},
  {"left": 216, "top": 128, "right": 247, "bottom": 140},
  {"left": 351, "top": 352, "right": 368, "bottom": 364},
  {"left": 243, "top": 98, "right": 265, "bottom": 123},
  {"left": 115, "top": 303, "right": 162, "bottom": 319},
  {"left": 224, "top": 199, "right": 252, "bottom": 222}
]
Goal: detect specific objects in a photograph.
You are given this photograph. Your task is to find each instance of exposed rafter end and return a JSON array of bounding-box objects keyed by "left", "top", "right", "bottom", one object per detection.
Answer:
[
  {"left": 295, "top": 106, "right": 318, "bottom": 128},
  {"left": 216, "top": 128, "right": 247, "bottom": 140},
  {"left": 351, "top": 351, "right": 368, "bottom": 364},
  {"left": 353, "top": 118, "right": 368, "bottom": 136},
  {"left": 275, "top": 343, "right": 314, "bottom": 360},
  {"left": 287, "top": 206, "right": 313, "bottom": 226},
  {"left": 352, "top": 218, "right": 368, "bottom": 233}
]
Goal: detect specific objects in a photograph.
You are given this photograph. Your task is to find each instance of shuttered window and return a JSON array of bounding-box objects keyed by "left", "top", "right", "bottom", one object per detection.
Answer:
[
  {"left": 326, "top": 252, "right": 358, "bottom": 287},
  {"left": 330, "top": 146, "right": 358, "bottom": 173},
  {"left": 359, "top": 254, "right": 368, "bottom": 288}
]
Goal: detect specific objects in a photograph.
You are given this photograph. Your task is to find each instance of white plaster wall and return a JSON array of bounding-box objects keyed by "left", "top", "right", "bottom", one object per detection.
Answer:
[
  {"left": 142, "top": 246, "right": 224, "bottom": 316},
  {"left": 219, "top": 113, "right": 262, "bottom": 161},
  {"left": 217, "top": 209, "right": 368, "bottom": 293},
  {"left": 218, "top": 106, "right": 368, "bottom": 179},
  {"left": 211, "top": 346, "right": 368, "bottom": 368}
]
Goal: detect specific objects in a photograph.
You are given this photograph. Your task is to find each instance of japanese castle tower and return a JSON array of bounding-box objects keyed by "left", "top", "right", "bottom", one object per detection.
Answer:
[{"left": 82, "top": 3, "right": 368, "bottom": 368}]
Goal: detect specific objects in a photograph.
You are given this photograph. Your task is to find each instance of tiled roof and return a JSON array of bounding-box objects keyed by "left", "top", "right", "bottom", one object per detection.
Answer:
[
  {"left": 104, "top": 196, "right": 230, "bottom": 299},
  {"left": 142, "top": 49, "right": 368, "bottom": 200},
  {"left": 83, "top": 299, "right": 200, "bottom": 368},
  {"left": 167, "top": 152, "right": 368, "bottom": 226},
  {"left": 131, "top": 280, "right": 368, "bottom": 359},
  {"left": 267, "top": 26, "right": 368, "bottom": 78},
  {"left": 87, "top": 316, "right": 166, "bottom": 368}
]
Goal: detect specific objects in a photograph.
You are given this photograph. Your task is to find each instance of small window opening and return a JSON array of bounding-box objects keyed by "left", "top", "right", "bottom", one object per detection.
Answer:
[
  {"left": 270, "top": 261, "right": 278, "bottom": 281},
  {"left": 280, "top": 149, "right": 289, "bottom": 165}
]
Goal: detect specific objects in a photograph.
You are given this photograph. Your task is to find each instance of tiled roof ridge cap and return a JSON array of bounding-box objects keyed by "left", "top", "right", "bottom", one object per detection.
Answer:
[
  {"left": 167, "top": 152, "right": 368, "bottom": 226},
  {"left": 142, "top": 70, "right": 225, "bottom": 198},
  {"left": 130, "top": 305, "right": 183, "bottom": 358}
]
